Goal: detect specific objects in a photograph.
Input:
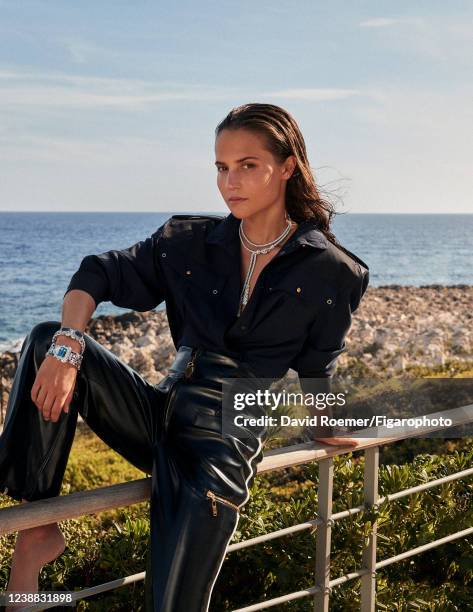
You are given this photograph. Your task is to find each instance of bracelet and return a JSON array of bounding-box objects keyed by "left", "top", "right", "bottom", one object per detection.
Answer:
[
  {"left": 46, "top": 343, "right": 83, "bottom": 370},
  {"left": 52, "top": 328, "right": 86, "bottom": 354}
]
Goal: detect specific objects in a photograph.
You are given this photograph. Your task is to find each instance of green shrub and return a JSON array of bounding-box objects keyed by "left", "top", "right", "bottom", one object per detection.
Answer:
[{"left": 1, "top": 425, "right": 473, "bottom": 610}]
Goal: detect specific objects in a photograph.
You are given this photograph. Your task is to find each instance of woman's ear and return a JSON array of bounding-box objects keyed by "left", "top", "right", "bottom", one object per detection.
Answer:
[{"left": 282, "top": 155, "right": 298, "bottom": 180}]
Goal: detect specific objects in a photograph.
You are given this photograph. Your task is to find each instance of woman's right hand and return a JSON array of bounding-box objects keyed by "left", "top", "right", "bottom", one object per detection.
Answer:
[{"left": 31, "top": 344, "right": 80, "bottom": 423}]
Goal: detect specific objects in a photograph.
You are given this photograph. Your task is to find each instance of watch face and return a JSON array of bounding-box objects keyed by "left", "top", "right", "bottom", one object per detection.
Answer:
[{"left": 56, "top": 346, "right": 70, "bottom": 360}]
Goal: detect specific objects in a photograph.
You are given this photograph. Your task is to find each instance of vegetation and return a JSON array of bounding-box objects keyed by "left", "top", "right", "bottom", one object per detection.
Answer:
[{"left": 1, "top": 362, "right": 472, "bottom": 610}]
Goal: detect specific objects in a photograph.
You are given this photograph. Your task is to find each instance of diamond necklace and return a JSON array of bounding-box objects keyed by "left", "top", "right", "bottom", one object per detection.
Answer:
[{"left": 237, "top": 214, "right": 293, "bottom": 317}]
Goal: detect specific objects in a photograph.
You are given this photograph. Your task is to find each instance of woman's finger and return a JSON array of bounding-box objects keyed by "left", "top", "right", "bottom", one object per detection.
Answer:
[
  {"left": 41, "top": 391, "right": 55, "bottom": 420},
  {"left": 35, "top": 385, "right": 48, "bottom": 410},
  {"left": 50, "top": 395, "right": 64, "bottom": 423},
  {"left": 31, "top": 381, "right": 41, "bottom": 403},
  {"left": 62, "top": 386, "right": 75, "bottom": 414}
]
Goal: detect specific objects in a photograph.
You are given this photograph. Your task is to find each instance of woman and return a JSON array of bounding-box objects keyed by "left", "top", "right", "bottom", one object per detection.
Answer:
[{"left": 0, "top": 103, "right": 369, "bottom": 611}]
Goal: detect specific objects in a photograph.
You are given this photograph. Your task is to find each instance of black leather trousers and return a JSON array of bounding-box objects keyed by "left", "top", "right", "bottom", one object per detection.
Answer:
[{"left": 0, "top": 321, "right": 268, "bottom": 611}]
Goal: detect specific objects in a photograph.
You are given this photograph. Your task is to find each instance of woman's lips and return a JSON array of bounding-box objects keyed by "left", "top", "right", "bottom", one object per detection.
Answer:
[{"left": 229, "top": 197, "right": 247, "bottom": 202}]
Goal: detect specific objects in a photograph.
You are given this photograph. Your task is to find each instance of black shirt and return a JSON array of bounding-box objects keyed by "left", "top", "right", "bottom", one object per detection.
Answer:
[{"left": 64, "top": 213, "right": 370, "bottom": 392}]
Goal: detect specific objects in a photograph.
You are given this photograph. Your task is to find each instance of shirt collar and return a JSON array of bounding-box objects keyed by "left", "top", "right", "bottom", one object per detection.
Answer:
[{"left": 205, "top": 212, "right": 328, "bottom": 254}]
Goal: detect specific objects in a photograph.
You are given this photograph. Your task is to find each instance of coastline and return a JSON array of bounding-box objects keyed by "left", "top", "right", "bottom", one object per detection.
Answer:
[{"left": 1, "top": 285, "right": 472, "bottom": 425}]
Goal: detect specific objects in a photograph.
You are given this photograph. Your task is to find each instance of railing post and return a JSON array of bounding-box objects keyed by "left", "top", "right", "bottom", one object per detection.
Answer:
[
  {"left": 360, "top": 446, "right": 379, "bottom": 611},
  {"left": 314, "top": 456, "right": 334, "bottom": 612}
]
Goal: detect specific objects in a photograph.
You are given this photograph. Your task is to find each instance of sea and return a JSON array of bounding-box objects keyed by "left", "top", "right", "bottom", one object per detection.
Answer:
[{"left": 0, "top": 212, "right": 472, "bottom": 352}]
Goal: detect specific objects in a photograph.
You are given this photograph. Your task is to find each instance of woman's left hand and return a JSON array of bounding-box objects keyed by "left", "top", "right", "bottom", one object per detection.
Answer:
[{"left": 314, "top": 436, "right": 361, "bottom": 447}]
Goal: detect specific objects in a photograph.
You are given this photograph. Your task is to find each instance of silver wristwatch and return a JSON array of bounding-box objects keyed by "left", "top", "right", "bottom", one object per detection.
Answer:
[
  {"left": 46, "top": 343, "right": 83, "bottom": 370},
  {"left": 52, "top": 327, "right": 86, "bottom": 353}
]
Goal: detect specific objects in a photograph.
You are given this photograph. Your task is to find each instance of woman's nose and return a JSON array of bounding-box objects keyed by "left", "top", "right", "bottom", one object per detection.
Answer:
[{"left": 226, "top": 169, "right": 241, "bottom": 189}]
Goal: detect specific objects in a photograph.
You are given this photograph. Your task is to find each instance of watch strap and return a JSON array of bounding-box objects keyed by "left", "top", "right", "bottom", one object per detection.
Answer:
[{"left": 46, "top": 343, "right": 83, "bottom": 370}]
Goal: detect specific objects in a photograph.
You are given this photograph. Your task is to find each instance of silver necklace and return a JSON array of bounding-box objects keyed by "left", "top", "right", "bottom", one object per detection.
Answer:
[{"left": 237, "top": 214, "right": 293, "bottom": 317}]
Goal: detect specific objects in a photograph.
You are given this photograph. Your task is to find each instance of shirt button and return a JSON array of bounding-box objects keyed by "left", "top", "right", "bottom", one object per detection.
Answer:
[
  {"left": 240, "top": 324, "right": 247, "bottom": 330},
  {"left": 268, "top": 287, "right": 273, "bottom": 292},
  {"left": 161, "top": 252, "right": 167, "bottom": 258},
  {"left": 212, "top": 289, "right": 218, "bottom": 294},
  {"left": 326, "top": 298, "right": 333, "bottom": 305},
  {"left": 296, "top": 287, "right": 302, "bottom": 293},
  {"left": 186, "top": 270, "right": 192, "bottom": 275}
]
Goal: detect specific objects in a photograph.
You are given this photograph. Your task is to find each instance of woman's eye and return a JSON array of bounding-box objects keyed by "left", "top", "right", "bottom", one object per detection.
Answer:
[{"left": 216, "top": 164, "right": 255, "bottom": 172}]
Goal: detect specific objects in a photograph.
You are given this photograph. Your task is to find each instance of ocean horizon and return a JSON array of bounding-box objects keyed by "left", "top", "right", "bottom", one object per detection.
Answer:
[{"left": 1, "top": 211, "right": 472, "bottom": 352}]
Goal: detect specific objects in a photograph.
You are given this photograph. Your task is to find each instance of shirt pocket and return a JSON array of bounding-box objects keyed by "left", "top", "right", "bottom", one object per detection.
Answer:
[
  {"left": 265, "top": 273, "right": 339, "bottom": 315},
  {"left": 181, "top": 261, "right": 229, "bottom": 301},
  {"left": 164, "top": 255, "right": 229, "bottom": 321}
]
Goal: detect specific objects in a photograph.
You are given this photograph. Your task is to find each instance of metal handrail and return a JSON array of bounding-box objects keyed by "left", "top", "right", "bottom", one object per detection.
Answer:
[{"left": 1, "top": 402, "right": 472, "bottom": 611}]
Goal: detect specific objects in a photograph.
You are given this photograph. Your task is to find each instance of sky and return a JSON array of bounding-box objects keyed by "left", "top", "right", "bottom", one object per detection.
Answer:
[{"left": 0, "top": 1, "right": 472, "bottom": 214}]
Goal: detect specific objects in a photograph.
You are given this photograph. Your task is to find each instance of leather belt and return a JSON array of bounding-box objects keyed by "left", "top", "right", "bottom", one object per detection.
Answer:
[{"left": 155, "top": 345, "right": 195, "bottom": 393}]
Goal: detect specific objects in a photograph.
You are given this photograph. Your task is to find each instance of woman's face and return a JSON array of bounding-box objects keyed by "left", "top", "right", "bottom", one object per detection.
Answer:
[{"left": 214, "top": 128, "right": 296, "bottom": 220}]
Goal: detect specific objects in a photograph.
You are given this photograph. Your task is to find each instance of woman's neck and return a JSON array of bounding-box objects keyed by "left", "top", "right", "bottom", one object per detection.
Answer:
[{"left": 241, "top": 211, "right": 291, "bottom": 244}]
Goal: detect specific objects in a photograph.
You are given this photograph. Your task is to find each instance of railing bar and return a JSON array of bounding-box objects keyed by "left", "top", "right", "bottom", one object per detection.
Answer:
[
  {"left": 16, "top": 566, "right": 373, "bottom": 612},
  {"left": 379, "top": 466, "right": 473, "bottom": 503},
  {"left": 331, "top": 465, "right": 473, "bottom": 522},
  {"left": 376, "top": 526, "right": 473, "bottom": 569},
  {"left": 231, "top": 584, "right": 322, "bottom": 611},
  {"left": 331, "top": 505, "right": 365, "bottom": 520},
  {"left": 360, "top": 447, "right": 379, "bottom": 611},
  {"left": 314, "top": 457, "right": 334, "bottom": 611},
  {"left": 17, "top": 523, "right": 473, "bottom": 611},
  {"left": 329, "top": 568, "right": 370, "bottom": 587},
  {"left": 0, "top": 479, "right": 152, "bottom": 536},
  {"left": 17, "top": 571, "right": 146, "bottom": 611},
  {"left": 17, "top": 523, "right": 473, "bottom": 612},
  {"left": 228, "top": 518, "right": 322, "bottom": 551},
  {"left": 4, "top": 461, "right": 468, "bottom": 539},
  {"left": 353, "top": 403, "right": 473, "bottom": 441},
  {"left": 259, "top": 403, "right": 473, "bottom": 474},
  {"left": 0, "top": 401, "right": 471, "bottom": 610},
  {"left": 231, "top": 568, "right": 371, "bottom": 612},
  {"left": 16, "top": 566, "right": 368, "bottom": 612}
]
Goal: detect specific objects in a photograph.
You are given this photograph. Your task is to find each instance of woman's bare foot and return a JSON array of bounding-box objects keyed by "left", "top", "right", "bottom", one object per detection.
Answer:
[
  {"left": 5, "top": 501, "right": 66, "bottom": 611},
  {"left": 314, "top": 436, "right": 361, "bottom": 447}
]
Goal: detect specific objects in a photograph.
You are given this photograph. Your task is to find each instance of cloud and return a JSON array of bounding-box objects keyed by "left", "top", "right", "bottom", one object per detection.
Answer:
[
  {"left": 0, "top": 68, "right": 233, "bottom": 109},
  {"left": 359, "top": 17, "right": 424, "bottom": 28},
  {"left": 359, "top": 16, "right": 472, "bottom": 66},
  {"left": 64, "top": 40, "right": 104, "bottom": 65},
  {"left": 0, "top": 86, "right": 227, "bottom": 109},
  {"left": 0, "top": 134, "right": 171, "bottom": 164},
  {"left": 1, "top": 83, "right": 471, "bottom": 213},
  {"left": 262, "top": 88, "right": 360, "bottom": 101},
  {"left": 0, "top": 69, "right": 362, "bottom": 110}
]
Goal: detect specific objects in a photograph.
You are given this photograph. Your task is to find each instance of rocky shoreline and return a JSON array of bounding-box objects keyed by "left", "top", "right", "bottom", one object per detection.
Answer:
[{"left": 1, "top": 285, "right": 472, "bottom": 425}]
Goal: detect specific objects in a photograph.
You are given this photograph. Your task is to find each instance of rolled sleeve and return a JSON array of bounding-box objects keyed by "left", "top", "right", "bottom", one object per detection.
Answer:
[{"left": 64, "top": 223, "right": 167, "bottom": 312}]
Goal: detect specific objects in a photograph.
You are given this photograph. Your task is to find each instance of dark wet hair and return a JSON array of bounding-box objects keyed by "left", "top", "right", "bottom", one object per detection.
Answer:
[{"left": 215, "top": 102, "right": 342, "bottom": 245}]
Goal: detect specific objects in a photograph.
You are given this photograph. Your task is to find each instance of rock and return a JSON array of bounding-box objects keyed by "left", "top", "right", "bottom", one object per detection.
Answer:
[
  {"left": 1, "top": 286, "right": 473, "bottom": 425},
  {"left": 135, "top": 335, "right": 156, "bottom": 348}
]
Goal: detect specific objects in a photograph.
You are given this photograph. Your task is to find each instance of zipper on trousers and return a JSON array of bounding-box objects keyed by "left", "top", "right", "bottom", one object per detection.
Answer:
[
  {"left": 184, "top": 347, "right": 201, "bottom": 379},
  {"left": 206, "top": 490, "right": 240, "bottom": 516}
]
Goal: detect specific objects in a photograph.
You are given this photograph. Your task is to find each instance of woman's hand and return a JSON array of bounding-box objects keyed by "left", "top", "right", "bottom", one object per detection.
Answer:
[
  {"left": 314, "top": 436, "right": 361, "bottom": 448},
  {"left": 31, "top": 354, "right": 79, "bottom": 423}
]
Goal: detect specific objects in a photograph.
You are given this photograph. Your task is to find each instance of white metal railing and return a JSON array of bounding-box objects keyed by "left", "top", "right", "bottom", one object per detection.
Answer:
[{"left": 1, "top": 402, "right": 472, "bottom": 611}]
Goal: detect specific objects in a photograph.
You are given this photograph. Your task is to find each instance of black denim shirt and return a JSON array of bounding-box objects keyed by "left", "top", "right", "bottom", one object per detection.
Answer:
[{"left": 64, "top": 213, "right": 369, "bottom": 392}]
